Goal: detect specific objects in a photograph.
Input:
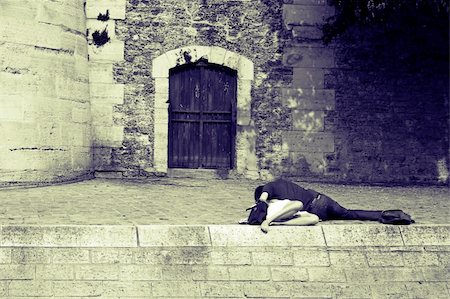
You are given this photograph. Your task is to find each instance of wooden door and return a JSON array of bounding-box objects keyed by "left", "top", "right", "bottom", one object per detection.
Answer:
[{"left": 168, "top": 60, "right": 237, "bottom": 169}]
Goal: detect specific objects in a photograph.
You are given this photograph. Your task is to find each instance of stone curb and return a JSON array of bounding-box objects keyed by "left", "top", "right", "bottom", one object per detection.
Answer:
[{"left": 0, "top": 224, "right": 448, "bottom": 247}]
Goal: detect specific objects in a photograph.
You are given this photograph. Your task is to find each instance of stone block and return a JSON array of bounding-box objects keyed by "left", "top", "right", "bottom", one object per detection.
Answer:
[
  {"left": 0, "top": 96, "right": 24, "bottom": 121},
  {"left": 369, "top": 283, "right": 409, "bottom": 299},
  {"left": 52, "top": 281, "right": 103, "bottom": 297},
  {"left": 56, "top": 78, "right": 89, "bottom": 102},
  {"left": 271, "top": 267, "right": 308, "bottom": 281},
  {"left": 152, "top": 281, "right": 201, "bottom": 297},
  {"left": 292, "top": 25, "right": 324, "bottom": 39},
  {"left": 282, "top": 131, "right": 334, "bottom": 152},
  {"left": 210, "top": 250, "right": 252, "bottom": 265},
  {"left": 52, "top": 248, "right": 90, "bottom": 264},
  {"left": 252, "top": 251, "right": 293, "bottom": 265},
  {"left": 237, "top": 79, "right": 252, "bottom": 107},
  {"left": 85, "top": 0, "right": 126, "bottom": 20},
  {"left": 421, "top": 266, "right": 450, "bottom": 282},
  {"left": 36, "top": 264, "right": 74, "bottom": 280},
  {"left": 0, "top": 249, "right": 11, "bottom": 263},
  {"left": 405, "top": 282, "right": 449, "bottom": 299},
  {"left": 292, "top": 110, "right": 325, "bottom": 131},
  {"left": 92, "top": 125, "right": 124, "bottom": 147},
  {"left": 154, "top": 93, "right": 170, "bottom": 109},
  {"left": 161, "top": 265, "right": 193, "bottom": 280},
  {"left": 329, "top": 250, "right": 368, "bottom": 267},
  {"left": 323, "top": 225, "right": 404, "bottom": 247},
  {"left": 308, "top": 267, "right": 346, "bottom": 282},
  {"left": 90, "top": 83, "right": 124, "bottom": 104},
  {"left": 0, "top": 225, "right": 137, "bottom": 247},
  {"left": 0, "top": 72, "right": 37, "bottom": 95},
  {"left": 165, "top": 45, "right": 211, "bottom": 67},
  {"left": 228, "top": 266, "right": 271, "bottom": 281},
  {"left": 209, "top": 46, "right": 227, "bottom": 65},
  {"left": 283, "top": 4, "right": 335, "bottom": 27},
  {"left": 90, "top": 248, "right": 133, "bottom": 264},
  {"left": 89, "top": 62, "right": 114, "bottom": 83},
  {"left": 88, "top": 40, "right": 124, "bottom": 62},
  {"left": 0, "top": 265, "right": 34, "bottom": 280},
  {"left": 237, "top": 108, "right": 251, "bottom": 126},
  {"left": 293, "top": 248, "right": 330, "bottom": 266},
  {"left": 401, "top": 225, "right": 450, "bottom": 246},
  {"left": 293, "top": 67, "right": 325, "bottom": 88},
  {"left": 36, "top": 0, "right": 85, "bottom": 34},
  {"left": 152, "top": 54, "right": 170, "bottom": 78},
  {"left": 8, "top": 280, "right": 53, "bottom": 297},
  {"left": 11, "top": 248, "right": 52, "bottom": 264},
  {"left": 243, "top": 282, "right": 292, "bottom": 297},
  {"left": 289, "top": 152, "right": 327, "bottom": 174},
  {"left": 0, "top": 0, "right": 38, "bottom": 20},
  {"left": 209, "top": 225, "right": 325, "bottom": 247},
  {"left": 75, "top": 264, "right": 120, "bottom": 280},
  {"left": 281, "top": 88, "right": 335, "bottom": 110},
  {"left": 154, "top": 78, "right": 169, "bottom": 95},
  {"left": 192, "top": 266, "right": 229, "bottom": 281},
  {"left": 224, "top": 51, "right": 240, "bottom": 70},
  {"left": 200, "top": 282, "right": 244, "bottom": 297},
  {"left": 138, "top": 225, "right": 211, "bottom": 247},
  {"left": 91, "top": 103, "right": 113, "bottom": 125},
  {"left": 72, "top": 103, "right": 90, "bottom": 123},
  {"left": 119, "top": 265, "right": 162, "bottom": 281},
  {"left": 237, "top": 56, "right": 254, "bottom": 80},
  {"left": 283, "top": 47, "right": 335, "bottom": 68}
]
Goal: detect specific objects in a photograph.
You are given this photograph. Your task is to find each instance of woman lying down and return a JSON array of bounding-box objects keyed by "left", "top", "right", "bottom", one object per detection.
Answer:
[{"left": 244, "top": 178, "right": 414, "bottom": 233}]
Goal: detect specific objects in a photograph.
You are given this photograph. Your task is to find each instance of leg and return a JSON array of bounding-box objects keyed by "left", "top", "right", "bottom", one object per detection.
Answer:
[
  {"left": 261, "top": 200, "right": 302, "bottom": 233},
  {"left": 271, "top": 211, "right": 319, "bottom": 226},
  {"left": 311, "top": 194, "right": 382, "bottom": 221}
]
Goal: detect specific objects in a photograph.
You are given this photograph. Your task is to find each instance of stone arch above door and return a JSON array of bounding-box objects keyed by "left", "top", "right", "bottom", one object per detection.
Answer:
[{"left": 152, "top": 45, "right": 258, "bottom": 178}]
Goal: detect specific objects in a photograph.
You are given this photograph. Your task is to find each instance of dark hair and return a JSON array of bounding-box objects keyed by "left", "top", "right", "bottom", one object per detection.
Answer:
[{"left": 254, "top": 185, "right": 264, "bottom": 202}]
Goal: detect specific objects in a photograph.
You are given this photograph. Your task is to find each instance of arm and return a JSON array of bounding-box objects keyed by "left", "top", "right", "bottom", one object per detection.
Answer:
[
  {"left": 271, "top": 211, "right": 320, "bottom": 226},
  {"left": 259, "top": 192, "right": 269, "bottom": 202}
]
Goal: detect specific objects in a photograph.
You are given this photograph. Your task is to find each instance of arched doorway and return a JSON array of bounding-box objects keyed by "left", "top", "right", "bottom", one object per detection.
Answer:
[
  {"left": 169, "top": 60, "right": 237, "bottom": 169},
  {"left": 152, "top": 45, "right": 258, "bottom": 178}
]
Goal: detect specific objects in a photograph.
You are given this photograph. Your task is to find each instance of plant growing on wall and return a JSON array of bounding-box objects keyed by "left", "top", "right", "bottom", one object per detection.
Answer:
[
  {"left": 322, "top": 0, "right": 449, "bottom": 43},
  {"left": 92, "top": 28, "right": 110, "bottom": 47},
  {"left": 97, "top": 9, "right": 110, "bottom": 21}
]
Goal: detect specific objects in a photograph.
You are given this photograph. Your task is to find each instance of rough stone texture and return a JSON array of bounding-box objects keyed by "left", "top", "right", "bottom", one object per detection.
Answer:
[
  {"left": 0, "top": 0, "right": 92, "bottom": 186},
  {"left": 0, "top": 0, "right": 447, "bottom": 185},
  {"left": 0, "top": 224, "right": 448, "bottom": 298},
  {"left": 323, "top": 24, "right": 450, "bottom": 184},
  {"left": 109, "top": 0, "right": 289, "bottom": 179}
]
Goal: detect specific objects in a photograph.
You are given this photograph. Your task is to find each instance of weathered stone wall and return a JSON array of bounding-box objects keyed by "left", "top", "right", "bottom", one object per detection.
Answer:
[
  {"left": 90, "top": 0, "right": 289, "bottom": 179},
  {"left": 0, "top": 0, "right": 92, "bottom": 186},
  {"left": 0, "top": 224, "right": 449, "bottom": 297},
  {"left": 280, "top": 0, "right": 449, "bottom": 184},
  {"left": 4, "top": 0, "right": 445, "bottom": 185}
]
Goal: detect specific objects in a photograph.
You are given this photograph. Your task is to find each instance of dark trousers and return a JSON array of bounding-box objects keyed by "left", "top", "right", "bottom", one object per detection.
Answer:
[{"left": 306, "top": 194, "right": 382, "bottom": 221}]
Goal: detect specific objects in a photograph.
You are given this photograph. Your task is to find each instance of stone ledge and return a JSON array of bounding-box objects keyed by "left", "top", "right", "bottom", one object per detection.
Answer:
[{"left": 0, "top": 224, "right": 448, "bottom": 247}]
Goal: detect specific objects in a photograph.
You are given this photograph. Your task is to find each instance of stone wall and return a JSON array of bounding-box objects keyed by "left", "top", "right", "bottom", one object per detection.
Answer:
[
  {"left": 0, "top": 0, "right": 92, "bottom": 186},
  {"left": 1, "top": 0, "right": 446, "bottom": 186},
  {"left": 280, "top": 0, "right": 449, "bottom": 184},
  {"left": 0, "top": 224, "right": 449, "bottom": 297},
  {"left": 91, "top": 0, "right": 448, "bottom": 184},
  {"left": 89, "top": 0, "right": 290, "bottom": 179}
]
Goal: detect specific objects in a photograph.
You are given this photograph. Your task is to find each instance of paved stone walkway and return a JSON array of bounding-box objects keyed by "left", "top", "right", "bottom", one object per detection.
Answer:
[{"left": 0, "top": 178, "right": 448, "bottom": 225}]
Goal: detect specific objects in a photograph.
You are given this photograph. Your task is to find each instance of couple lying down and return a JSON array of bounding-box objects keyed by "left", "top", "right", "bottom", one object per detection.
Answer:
[{"left": 246, "top": 178, "right": 414, "bottom": 233}]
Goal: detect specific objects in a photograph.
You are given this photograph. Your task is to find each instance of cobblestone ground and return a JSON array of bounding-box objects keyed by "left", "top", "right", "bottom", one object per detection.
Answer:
[{"left": 0, "top": 178, "right": 448, "bottom": 225}]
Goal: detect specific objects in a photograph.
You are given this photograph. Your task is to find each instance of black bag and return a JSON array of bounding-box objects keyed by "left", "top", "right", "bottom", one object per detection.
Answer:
[
  {"left": 379, "top": 210, "right": 415, "bottom": 225},
  {"left": 246, "top": 201, "right": 268, "bottom": 225}
]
